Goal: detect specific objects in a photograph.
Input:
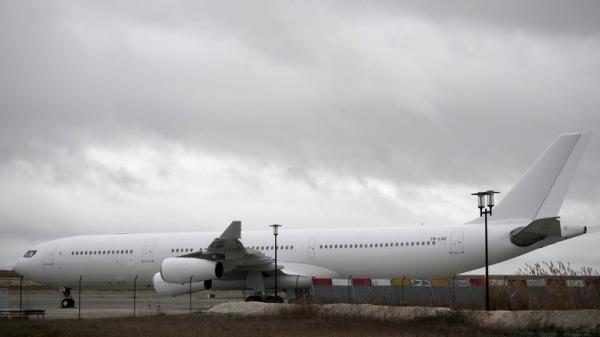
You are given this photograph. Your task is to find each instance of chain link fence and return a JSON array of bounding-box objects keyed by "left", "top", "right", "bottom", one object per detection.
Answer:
[{"left": 311, "top": 276, "right": 600, "bottom": 310}]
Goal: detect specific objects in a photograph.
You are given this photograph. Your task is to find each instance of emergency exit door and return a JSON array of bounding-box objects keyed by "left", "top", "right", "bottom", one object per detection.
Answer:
[
  {"left": 142, "top": 240, "right": 157, "bottom": 262},
  {"left": 450, "top": 231, "right": 464, "bottom": 254}
]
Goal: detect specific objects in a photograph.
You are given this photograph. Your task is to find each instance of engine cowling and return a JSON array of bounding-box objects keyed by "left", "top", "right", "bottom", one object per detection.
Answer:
[
  {"left": 153, "top": 272, "right": 212, "bottom": 296},
  {"left": 160, "top": 257, "right": 223, "bottom": 284}
]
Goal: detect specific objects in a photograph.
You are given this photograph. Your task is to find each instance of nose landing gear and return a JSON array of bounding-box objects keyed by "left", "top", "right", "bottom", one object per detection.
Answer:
[{"left": 60, "top": 287, "right": 75, "bottom": 308}]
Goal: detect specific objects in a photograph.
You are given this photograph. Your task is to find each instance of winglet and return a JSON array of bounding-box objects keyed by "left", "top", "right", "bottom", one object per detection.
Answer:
[{"left": 220, "top": 221, "right": 241, "bottom": 239}]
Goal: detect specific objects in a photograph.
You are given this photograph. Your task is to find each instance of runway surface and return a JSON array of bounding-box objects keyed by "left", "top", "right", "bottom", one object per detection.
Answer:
[{"left": 5, "top": 288, "right": 244, "bottom": 319}]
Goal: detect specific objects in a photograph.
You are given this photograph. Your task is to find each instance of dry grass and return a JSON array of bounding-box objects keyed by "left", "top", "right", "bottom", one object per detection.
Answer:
[{"left": 0, "top": 307, "right": 508, "bottom": 337}]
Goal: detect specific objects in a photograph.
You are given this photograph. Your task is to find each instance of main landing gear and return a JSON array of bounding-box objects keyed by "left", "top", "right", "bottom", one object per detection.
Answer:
[
  {"left": 245, "top": 294, "right": 284, "bottom": 303},
  {"left": 264, "top": 295, "right": 284, "bottom": 303},
  {"left": 60, "top": 287, "right": 75, "bottom": 308}
]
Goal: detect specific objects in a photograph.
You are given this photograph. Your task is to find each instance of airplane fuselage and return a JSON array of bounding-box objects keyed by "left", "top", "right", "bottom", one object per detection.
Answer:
[{"left": 15, "top": 224, "right": 547, "bottom": 290}]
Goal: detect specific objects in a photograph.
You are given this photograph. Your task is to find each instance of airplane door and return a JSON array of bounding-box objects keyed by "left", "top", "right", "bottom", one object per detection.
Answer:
[
  {"left": 43, "top": 243, "right": 57, "bottom": 265},
  {"left": 307, "top": 237, "right": 317, "bottom": 258},
  {"left": 142, "top": 240, "right": 157, "bottom": 263},
  {"left": 450, "top": 231, "right": 464, "bottom": 254}
]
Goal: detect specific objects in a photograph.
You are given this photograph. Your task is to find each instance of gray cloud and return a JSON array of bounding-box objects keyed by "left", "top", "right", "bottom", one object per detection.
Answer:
[{"left": 1, "top": 1, "right": 599, "bottom": 268}]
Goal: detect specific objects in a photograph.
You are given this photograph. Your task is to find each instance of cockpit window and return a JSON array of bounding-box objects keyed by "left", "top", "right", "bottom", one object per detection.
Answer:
[{"left": 23, "top": 250, "right": 37, "bottom": 258}]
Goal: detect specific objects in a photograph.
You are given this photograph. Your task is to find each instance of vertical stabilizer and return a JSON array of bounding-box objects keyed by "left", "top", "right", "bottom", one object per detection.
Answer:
[{"left": 468, "top": 133, "right": 590, "bottom": 224}]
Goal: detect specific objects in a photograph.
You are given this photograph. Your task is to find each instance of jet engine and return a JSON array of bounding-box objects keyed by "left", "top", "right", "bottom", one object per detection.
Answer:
[
  {"left": 160, "top": 257, "right": 223, "bottom": 284},
  {"left": 152, "top": 272, "right": 212, "bottom": 296}
]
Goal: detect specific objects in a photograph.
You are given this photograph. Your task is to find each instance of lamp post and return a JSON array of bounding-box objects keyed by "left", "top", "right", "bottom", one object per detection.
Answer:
[
  {"left": 270, "top": 224, "right": 282, "bottom": 302},
  {"left": 471, "top": 190, "right": 499, "bottom": 311}
]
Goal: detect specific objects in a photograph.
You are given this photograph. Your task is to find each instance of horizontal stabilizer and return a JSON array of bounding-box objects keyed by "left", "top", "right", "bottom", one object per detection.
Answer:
[{"left": 510, "top": 217, "right": 561, "bottom": 247}]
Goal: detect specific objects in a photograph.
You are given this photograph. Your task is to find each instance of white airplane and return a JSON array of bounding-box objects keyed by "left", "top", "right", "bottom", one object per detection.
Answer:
[{"left": 13, "top": 133, "right": 592, "bottom": 307}]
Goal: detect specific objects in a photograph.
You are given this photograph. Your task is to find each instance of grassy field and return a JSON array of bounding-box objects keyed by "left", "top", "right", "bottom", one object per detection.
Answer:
[{"left": 0, "top": 309, "right": 511, "bottom": 337}]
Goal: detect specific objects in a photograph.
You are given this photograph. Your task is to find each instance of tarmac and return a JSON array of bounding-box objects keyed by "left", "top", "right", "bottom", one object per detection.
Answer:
[{"left": 4, "top": 288, "right": 244, "bottom": 319}]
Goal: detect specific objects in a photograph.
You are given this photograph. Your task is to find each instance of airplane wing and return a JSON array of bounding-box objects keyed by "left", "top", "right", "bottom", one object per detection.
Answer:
[
  {"left": 182, "top": 221, "right": 279, "bottom": 275},
  {"left": 172, "top": 221, "right": 339, "bottom": 280}
]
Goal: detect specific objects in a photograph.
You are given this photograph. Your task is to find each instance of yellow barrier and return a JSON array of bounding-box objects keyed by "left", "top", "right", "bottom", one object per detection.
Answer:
[
  {"left": 390, "top": 278, "right": 411, "bottom": 286},
  {"left": 431, "top": 279, "right": 449, "bottom": 287}
]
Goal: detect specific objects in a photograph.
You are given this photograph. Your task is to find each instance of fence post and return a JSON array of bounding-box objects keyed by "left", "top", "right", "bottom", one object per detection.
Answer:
[
  {"left": 503, "top": 275, "right": 508, "bottom": 310},
  {"left": 242, "top": 278, "right": 246, "bottom": 300},
  {"left": 401, "top": 276, "right": 405, "bottom": 306},
  {"left": 451, "top": 275, "right": 455, "bottom": 309},
  {"left": 347, "top": 275, "right": 353, "bottom": 304},
  {"left": 133, "top": 275, "right": 138, "bottom": 318},
  {"left": 19, "top": 276, "right": 23, "bottom": 318},
  {"left": 78, "top": 275, "right": 82, "bottom": 320},
  {"left": 189, "top": 275, "right": 193, "bottom": 313},
  {"left": 430, "top": 279, "right": 435, "bottom": 305}
]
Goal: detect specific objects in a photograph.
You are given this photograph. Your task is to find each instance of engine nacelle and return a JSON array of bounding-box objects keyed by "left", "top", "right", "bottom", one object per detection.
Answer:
[
  {"left": 152, "top": 272, "right": 211, "bottom": 296},
  {"left": 561, "top": 224, "right": 587, "bottom": 239},
  {"left": 160, "top": 257, "right": 223, "bottom": 284}
]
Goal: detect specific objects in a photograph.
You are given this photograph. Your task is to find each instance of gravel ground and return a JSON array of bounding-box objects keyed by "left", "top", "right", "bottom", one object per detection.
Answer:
[{"left": 208, "top": 302, "right": 600, "bottom": 333}]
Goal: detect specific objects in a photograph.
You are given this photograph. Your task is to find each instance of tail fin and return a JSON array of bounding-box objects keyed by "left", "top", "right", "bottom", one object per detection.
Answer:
[{"left": 468, "top": 133, "right": 590, "bottom": 224}]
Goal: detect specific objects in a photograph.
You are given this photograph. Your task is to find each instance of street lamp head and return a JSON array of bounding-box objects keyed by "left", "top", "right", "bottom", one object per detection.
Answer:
[
  {"left": 270, "top": 224, "right": 281, "bottom": 235},
  {"left": 471, "top": 191, "right": 500, "bottom": 216},
  {"left": 485, "top": 190, "right": 499, "bottom": 208},
  {"left": 471, "top": 192, "right": 486, "bottom": 210}
]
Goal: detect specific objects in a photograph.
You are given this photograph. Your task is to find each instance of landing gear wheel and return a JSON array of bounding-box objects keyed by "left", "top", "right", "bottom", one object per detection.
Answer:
[
  {"left": 245, "top": 295, "right": 264, "bottom": 302},
  {"left": 61, "top": 298, "right": 75, "bottom": 308},
  {"left": 59, "top": 287, "right": 75, "bottom": 308},
  {"left": 264, "top": 295, "right": 284, "bottom": 303}
]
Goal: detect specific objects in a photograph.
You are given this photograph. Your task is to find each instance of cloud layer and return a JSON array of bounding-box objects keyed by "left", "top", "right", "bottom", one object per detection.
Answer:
[{"left": 1, "top": 1, "right": 599, "bottom": 271}]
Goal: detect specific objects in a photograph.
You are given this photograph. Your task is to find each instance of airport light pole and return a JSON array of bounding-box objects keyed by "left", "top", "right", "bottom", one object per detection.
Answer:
[
  {"left": 270, "top": 224, "right": 281, "bottom": 301},
  {"left": 471, "top": 190, "right": 499, "bottom": 311}
]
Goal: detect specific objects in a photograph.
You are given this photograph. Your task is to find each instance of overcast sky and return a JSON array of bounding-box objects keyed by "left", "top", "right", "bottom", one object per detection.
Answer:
[{"left": 1, "top": 1, "right": 599, "bottom": 273}]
